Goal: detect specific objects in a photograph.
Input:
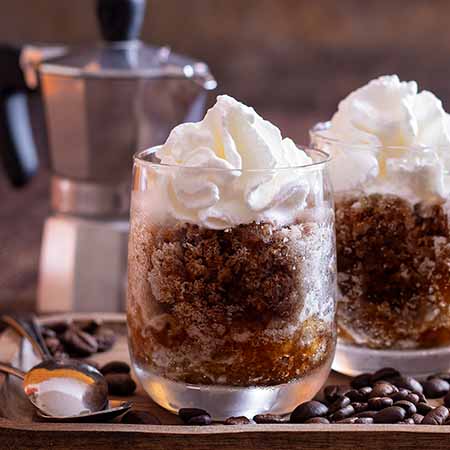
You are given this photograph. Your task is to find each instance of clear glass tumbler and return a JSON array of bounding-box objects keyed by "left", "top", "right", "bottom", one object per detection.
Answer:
[
  {"left": 127, "top": 146, "right": 336, "bottom": 419},
  {"left": 311, "top": 122, "right": 450, "bottom": 377}
]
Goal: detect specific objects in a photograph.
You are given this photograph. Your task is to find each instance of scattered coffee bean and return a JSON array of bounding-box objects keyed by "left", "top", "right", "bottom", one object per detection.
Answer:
[
  {"left": 416, "top": 402, "right": 434, "bottom": 415},
  {"left": 328, "top": 395, "right": 350, "bottom": 414},
  {"left": 329, "top": 405, "right": 355, "bottom": 422},
  {"left": 444, "top": 391, "right": 450, "bottom": 407},
  {"left": 62, "top": 326, "right": 98, "bottom": 357},
  {"left": 95, "top": 328, "right": 117, "bottom": 352},
  {"left": 121, "top": 410, "right": 161, "bottom": 425},
  {"left": 368, "top": 397, "right": 393, "bottom": 411},
  {"left": 45, "top": 337, "right": 63, "bottom": 354},
  {"left": 422, "top": 378, "right": 450, "bottom": 399},
  {"left": 422, "top": 406, "right": 449, "bottom": 425},
  {"left": 370, "top": 382, "right": 397, "bottom": 398},
  {"left": 431, "top": 372, "right": 450, "bottom": 383},
  {"left": 290, "top": 401, "right": 328, "bottom": 423},
  {"left": 46, "top": 321, "right": 69, "bottom": 335},
  {"left": 370, "top": 367, "right": 401, "bottom": 384},
  {"left": 179, "top": 408, "right": 210, "bottom": 423},
  {"left": 253, "top": 414, "right": 289, "bottom": 424},
  {"left": 355, "top": 417, "right": 374, "bottom": 424},
  {"left": 188, "top": 414, "right": 212, "bottom": 426},
  {"left": 389, "top": 376, "right": 423, "bottom": 394},
  {"left": 105, "top": 373, "right": 136, "bottom": 396},
  {"left": 390, "top": 389, "right": 411, "bottom": 402},
  {"left": 416, "top": 392, "right": 427, "bottom": 403},
  {"left": 78, "top": 320, "right": 101, "bottom": 335},
  {"left": 358, "top": 386, "right": 373, "bottom": 399},
  {"left": 405, "top": 393, "right": 420, "bottom": 404},
  {"left": 335, "top": 417, "right": 358, "bottom": 424},
  {"left": 374, "top": 406, "right": 406, "bottom": 424},
  {"left": 346, "top": 389, "right": 365, "bottom": 403},
  {"left": 305, "top": 417, "right": 330, "bottom": 424},
  {"left": 399, "top": 418, "right": 415, "bottom": 424},
  {"left": 393, "top": 400, "right": 417, "bottom": 417},
  {"left": 324, "top": 385, "right": 349, "bottom": 403},
  {"left": 351, "top": 373, "right": 372, "bottom": 389},
  {"left": 100, "top": 361, "right": 131, "bottom": 375},
  {"left": 351, "top": 402, "right": 368, "bottom": 413},
  {"left": 41, "top": 327, "right": 57, "bottom": 339},
  {"left": 412, "top": 413, "right": 424, "bottom": 424},
  {"left": 224, "top": 416, "right": 254, "bottom": 425},
  {"left": 354, "top": 410, "right": 377, "bottom": 419}
]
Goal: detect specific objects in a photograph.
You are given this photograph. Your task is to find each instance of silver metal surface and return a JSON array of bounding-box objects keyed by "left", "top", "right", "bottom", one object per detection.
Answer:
[{"left": 37, "top": 215, "right": 129, "bottom": 313}]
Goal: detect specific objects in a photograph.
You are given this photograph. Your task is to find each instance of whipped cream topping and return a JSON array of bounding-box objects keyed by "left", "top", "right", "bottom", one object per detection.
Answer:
[
  {"left": 153, "top": 95, "right": 315, "bottom": 229},
  {"left": 319, "top": 75, "right": 450, "bottom": 204}
]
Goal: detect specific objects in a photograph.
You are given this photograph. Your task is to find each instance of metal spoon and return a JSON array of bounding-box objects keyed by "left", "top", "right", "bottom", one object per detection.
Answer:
[{"left": 0, "top": 315, "right": 132, "bottom": 422}]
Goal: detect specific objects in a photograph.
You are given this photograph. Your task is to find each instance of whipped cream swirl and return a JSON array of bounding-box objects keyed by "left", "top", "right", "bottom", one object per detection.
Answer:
[
  {"left": 318, "top": 75, "right": 450, "bottom": 204},
  {"left": 154, "top": 95, "right": 315, "bottom": 229}
]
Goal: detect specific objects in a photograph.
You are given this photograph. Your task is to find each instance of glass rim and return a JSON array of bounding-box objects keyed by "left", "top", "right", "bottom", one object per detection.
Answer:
[
  {"left": 133, "top": 145, "right": 331, "bottom": 173},
  {"left": 310, "top": 121, "right": 450, "bottom": 152}
]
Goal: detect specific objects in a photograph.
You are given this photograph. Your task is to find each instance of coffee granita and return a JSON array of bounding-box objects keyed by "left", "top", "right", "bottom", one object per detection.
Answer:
[
  {"left": 311, "top": 75, "right": 450, "bottom": 350},
  {"left": 127, "top": 95, "right": 336, "bottom": 417}
]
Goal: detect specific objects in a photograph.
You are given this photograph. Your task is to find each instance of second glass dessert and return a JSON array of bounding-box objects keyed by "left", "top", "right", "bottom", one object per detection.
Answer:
[
  {"left": 128, "top": 95, "right": 336, "bottom": 419},
  {"left": 311, "top": 75, "right": 450, "bottom": 377}
]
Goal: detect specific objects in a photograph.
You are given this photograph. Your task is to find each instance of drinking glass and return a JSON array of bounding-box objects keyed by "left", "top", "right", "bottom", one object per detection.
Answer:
[{"left": 127, "top": 146, "right": 336, "bottom": 419}]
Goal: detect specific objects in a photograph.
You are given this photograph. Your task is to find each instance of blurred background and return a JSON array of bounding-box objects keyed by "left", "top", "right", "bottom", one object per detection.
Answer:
[{"left": 2, "top": 0, "right": 450, "bottom": 312}]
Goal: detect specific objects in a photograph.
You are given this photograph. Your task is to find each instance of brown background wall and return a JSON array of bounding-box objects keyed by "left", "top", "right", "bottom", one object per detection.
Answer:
[
  {"left": 2, "top": 0, "right": 450, "bottom": 310},
  {"left": 2, "top": 0, "right": 450, "bottom": 114}
]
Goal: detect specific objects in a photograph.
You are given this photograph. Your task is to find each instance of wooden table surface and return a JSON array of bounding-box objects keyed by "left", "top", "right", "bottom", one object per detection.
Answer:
[{"left": 0, "top": 109, "right": 321, "bottom": 314}]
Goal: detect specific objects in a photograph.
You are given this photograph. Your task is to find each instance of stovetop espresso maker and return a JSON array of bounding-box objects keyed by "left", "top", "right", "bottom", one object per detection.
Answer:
[{"left": 0, "top": 0, "right": 216, "bottom": 312}]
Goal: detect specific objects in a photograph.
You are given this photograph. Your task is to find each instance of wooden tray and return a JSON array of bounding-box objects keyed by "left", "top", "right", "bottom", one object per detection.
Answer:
[{"left": 1, "top": 313, "right": 450, "bottom": 450}]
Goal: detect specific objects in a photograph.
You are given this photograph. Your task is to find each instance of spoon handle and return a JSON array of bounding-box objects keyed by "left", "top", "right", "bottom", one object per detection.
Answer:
[
  {"left": 1, "top": 315, "right": 53, "bottom": 360},
  {"left": 0, "top": 362, "right": 25, "bottom": 380}
]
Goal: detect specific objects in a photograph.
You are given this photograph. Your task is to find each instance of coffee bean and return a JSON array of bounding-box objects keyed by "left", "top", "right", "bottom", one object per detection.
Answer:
[
  {"left": 351, "top": 402, "right": 368, "bottom": 413},
  {"left": 370, "top": 367, "right": 401, "bottom": 384},
  {"left": 399, "top": 418, "right": 415, "bottom": 424},
  {"left": 416, "top": 402, "right": 434, "bottom": 415},
  {"left": 374, "top": 406, "right": 406, "bottom": 424},
  {"left": 47, "top": 321, "right": 69, "bottom": 335},
  {"left": 416, "top": 392, "right": 427, "bottom": 403},
  {"left": 253, "top": 414, "right": 289, "bottom": 424},
  {"left": 351, "top": 373, "right": 372, "bottom": 389},
  {"left": 121, "top": 410, "right": 161, "bottom": 425},
  {"left": 422, "top": 378, "right": 450, "bottom": 398},
  {"left": 405, "top": 393, "right": 420, "bottom": 404},
  {"left": 431, "top": 372, "right": 450, "bottom": 383},
  {"left": 346, "top": 389, "right": 365, "bottom": 403},
  {"left": 79, "top": 319, "right": 102, "bottom": 335},
  {"left": 354, "top": 410, "right": 377, "bottom": 419},
  {"left": 335, "top": 417, "right": 358, "bottom": 424},
  {"left": 100, "top": 361, "right": 131, "bottom": 375},
  {"left": 45, "top": 337, "right": 63, "bottom": 355},
  {"left": 444, "top": 391, "right": 450, "bottom": 407},
  {"left": 328, "top": 395, "right": 350, "bottom": 414},
  {"left": 393, "top": 400, "right": 417, "bottom": 417},
  {"left": 355, "top": 417, "right": 374, "bottom": 424},
  {"left": 95, "top": 327, "right": 117, "bottom": 352},
  {"left": 368, "top": 397, "right": 393, "bottom": 411},
  {"left": 389, "top": 376, "right": 423, "bottom": 394},
  {"left": 390, "top": 389, "right": 411, "bottom": 402},
  {"left": 369, "top": 382, "right": 397, "bottom": 398},
  {"left": 63, "top": 326, "right": 98, "bottom": 357},
  {"left": 422, "top": 405, "right": 449, "bottom": 425},
  {"left": 290, "top": 401, "right": 328, "bottom": 423},
  {"left": 224, "top": 416, "right": 254, "bottom": 425},
  {"left": 305, "top": 417, "right": 330, "bottom": 424},
  {"left": 105, "top": 373, "right": 136, "bottom": 396},
  {"left": 188, "top": 414, "right": 212, "bottom": 425},
  {"left": 358, "top": 386, "right": 373, "bottom": 399},
  {"left": 412, "top": 413, "right": 424, "bottom": 424},
  {"left": 179, "top": 408, "right": 210, "bottom": 423},
  {"left": 41, "top": 327, "right": 57, "bottom": 339},
  {"left": 329, "top": 405, "right": 355, "bottom": 422},
  {"left": 324, "top": 385, "right": 349, "bottom": 403}
]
